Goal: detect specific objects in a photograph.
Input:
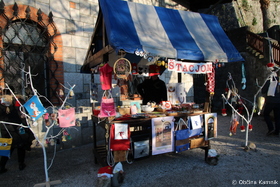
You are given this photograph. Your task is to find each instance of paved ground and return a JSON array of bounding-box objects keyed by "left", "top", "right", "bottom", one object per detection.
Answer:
[{"left": 0, "top": 114, "right": 280, "bottom": 187}]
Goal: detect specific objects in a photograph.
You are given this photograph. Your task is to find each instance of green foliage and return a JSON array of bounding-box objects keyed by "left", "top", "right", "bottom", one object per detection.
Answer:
[
  {"left": 241, "top": 0, "right": 249, "bottom": 11},
  {"left": 237, "top": 18, "right": 246, "bottom": 27},
  {"left": 252, "top": 17, "right": 257, "bottom": 26},
  {"left": 269, "top": 19, "right": 276, "bottom": 24},
  {"left": 222, "top": 4, "right": 226, "bottom": 11}
]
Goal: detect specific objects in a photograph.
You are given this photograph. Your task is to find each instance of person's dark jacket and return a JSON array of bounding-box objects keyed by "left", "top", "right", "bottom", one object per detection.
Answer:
[
  {"left": 0, "top": 97, "right": 34, "bottom": 151},
  {"left": 137, "top": 77, "right": 167, "bottom": 105}
]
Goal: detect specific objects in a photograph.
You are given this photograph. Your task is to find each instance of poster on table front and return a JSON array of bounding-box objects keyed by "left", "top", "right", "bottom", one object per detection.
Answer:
[
  {"left": 204, "top": 113, "right": 217, "bottom": 140},
  {"left": 152, "top": 116, "right": 174, "bottom": 155}
]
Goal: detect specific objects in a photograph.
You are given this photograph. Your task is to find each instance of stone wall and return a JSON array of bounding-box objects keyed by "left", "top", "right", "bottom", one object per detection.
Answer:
[
  {"left": 4, "top": 0, "right": 99, "bottom": 109},
  {"left": 3, "top": 0, "right": 98, "bottom": 147},
  {"left": 204, "top": 0, "right": 280, "bottom": 33}
]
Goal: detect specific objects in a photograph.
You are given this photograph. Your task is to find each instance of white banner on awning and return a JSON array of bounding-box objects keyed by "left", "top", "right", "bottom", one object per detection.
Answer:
[{"left": 168, "top": 59, "right": 212, "bottom": 74}]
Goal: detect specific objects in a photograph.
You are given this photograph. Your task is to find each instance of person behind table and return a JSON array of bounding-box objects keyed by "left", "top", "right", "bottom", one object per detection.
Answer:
[
  {"left": 261, "top": 67, "right": 280, "bottom": 136},
  {"left": 0, "top": 88, "right": 35, "bottom": 174},
  {"left": 137, "top": 65, "right": 167, "bottom": 105}
]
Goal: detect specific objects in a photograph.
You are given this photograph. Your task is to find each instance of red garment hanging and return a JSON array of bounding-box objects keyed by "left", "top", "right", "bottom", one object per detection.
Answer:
[{"left": 99, "top": 63, "right": 113, "bottom": 90}]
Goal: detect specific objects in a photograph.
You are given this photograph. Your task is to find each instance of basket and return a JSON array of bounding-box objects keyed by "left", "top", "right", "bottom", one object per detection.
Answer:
[{"left": 118, "top": 108, "right": 131, "bottom": 115}]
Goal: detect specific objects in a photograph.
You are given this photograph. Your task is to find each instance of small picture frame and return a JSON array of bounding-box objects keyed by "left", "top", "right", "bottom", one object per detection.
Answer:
[
  {"left": 130, "top": 101, "right": 141, "bottom": 113},
  {"left": 204, "top": 113, "right": 217, "bottom": 140}
]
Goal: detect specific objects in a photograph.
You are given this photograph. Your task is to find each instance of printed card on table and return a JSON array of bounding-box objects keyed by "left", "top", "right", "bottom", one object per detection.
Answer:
[
  {"left": 114, "top": 123, "right": 128, "bottom": 140},
  {"left": 190, "top": 115, "right": 202, "bottom": 129}
]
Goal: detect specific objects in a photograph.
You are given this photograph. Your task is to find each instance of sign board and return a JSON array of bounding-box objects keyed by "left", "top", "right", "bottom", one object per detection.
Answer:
[{"left": 168, "top": 59, "right": 212, "bottom": 74}]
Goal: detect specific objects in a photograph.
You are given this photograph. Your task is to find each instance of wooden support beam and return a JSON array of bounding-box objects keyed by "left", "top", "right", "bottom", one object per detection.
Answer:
[{"left": 84, "top": 45, "right": 114, "bottom": 68}]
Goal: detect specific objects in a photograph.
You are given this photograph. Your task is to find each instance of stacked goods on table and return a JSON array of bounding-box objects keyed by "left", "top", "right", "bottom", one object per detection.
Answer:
[
  {"left": 171, "top": 103, "right": 204, "bottom": 114},
  {"left": 94, "top": 100, "right": 205, "bottom": 119}
]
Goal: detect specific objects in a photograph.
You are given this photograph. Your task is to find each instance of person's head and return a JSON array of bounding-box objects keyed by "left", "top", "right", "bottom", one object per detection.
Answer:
[
  {"left": 149, "top": 65, "right": 160, "bottom": 79},
  {"left": 151, "top": 75, "right": 159, "bottom": 80}
]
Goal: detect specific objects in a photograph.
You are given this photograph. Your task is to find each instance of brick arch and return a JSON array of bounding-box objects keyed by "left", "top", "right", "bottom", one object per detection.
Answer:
[{"left": 0, "top": 4, "right": 64, "bottom": 105}]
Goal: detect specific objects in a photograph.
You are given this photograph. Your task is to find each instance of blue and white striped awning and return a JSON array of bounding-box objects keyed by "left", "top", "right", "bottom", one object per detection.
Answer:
[{"left": 99, "top": 0, "right": 244, "bottom": 63}]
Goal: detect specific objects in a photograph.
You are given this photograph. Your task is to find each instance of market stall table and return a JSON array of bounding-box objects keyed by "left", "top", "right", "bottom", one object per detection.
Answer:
[{"left": 92, "top": 112, "right": 212, "bottom": 167}]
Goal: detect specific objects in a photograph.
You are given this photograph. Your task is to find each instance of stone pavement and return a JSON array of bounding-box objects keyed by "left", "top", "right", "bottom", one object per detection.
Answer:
[{"left": 0, "top": 114, "right": 280, "bottom": 187}]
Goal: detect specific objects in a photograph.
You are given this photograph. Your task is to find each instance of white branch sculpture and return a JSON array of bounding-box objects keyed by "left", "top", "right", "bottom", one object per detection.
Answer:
[
  {"left": 0, "top": 66, "right": 76, "bottom": 187},
  {"left": 222, "top": 67, "right": 279, "bottom": 148}
]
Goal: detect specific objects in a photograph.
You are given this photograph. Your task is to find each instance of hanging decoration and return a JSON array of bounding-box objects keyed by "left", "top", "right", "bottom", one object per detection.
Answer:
[
  {"left": 57, "top": 107, "right": 76, "bottom": 128},
  {"left": 241, "top": 63, "right": 246, "bottom": 90},
  {"left": 240, "top": 117, "right": 245, "bottom": 132},
  {"left": 221, "top": 98, "right": 227, "bottom": 116},
  {"left": 220, "top": 67, "right": 280, "bottom": 150},
  {"left": 257, "top": 95, "right": 265, "bottom": 115},
  {"left": 23, "top": 95, "right": 47, "bottom": 122},
  {"left": 267, "top": 62, "right": 275, "bottom": 70},
  {"left": 206, "top": 63, "right": 215, "bottom": 95},
  {"left": 100, "top": 63, "right": 114, "bottom": 90},
  {"left": 98, "top": 90, "right": 117, "bottom": 118},
  {"left": 113, "top": 58, "right": 132, "bottom": 79},
  {"left": 248, "top": 124, "right": 253, "bottom": 131},
  {"left": 58, "top": 88, "right": 64, "bottom": 98},
  {"left": 155, "top": 58, "right": 166, "bottom": 67},
  {"left": 134, "top": 49, "right": 155, "bottom": 62},
  {"left": 229, "top": 113, "right": 239, "bottom": 136}
]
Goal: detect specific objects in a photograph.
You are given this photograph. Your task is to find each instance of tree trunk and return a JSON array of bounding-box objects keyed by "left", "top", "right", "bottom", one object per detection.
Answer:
[{"left": 260, "top": 0, "right": 271, "bottom": 32}]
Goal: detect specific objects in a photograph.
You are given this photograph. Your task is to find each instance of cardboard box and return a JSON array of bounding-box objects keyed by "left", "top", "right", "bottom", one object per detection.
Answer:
[
  {"left": 189, "top": 137, "right": 208, "bottom": 149},
  {"left": 113, "top": 150, "right": 127, "bottom": 162}
]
